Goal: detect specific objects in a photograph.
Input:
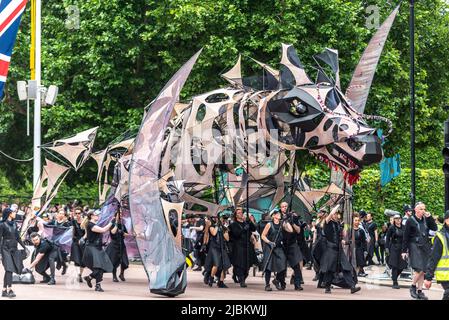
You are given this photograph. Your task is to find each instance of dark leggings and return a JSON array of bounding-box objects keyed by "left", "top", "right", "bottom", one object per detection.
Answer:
[
  {"left": 264, "top": 270, "right": 287, "bottom": 286},
  {"left": 323, "top": 270, "right": 355, "bottom": 288},
  {"left": 391, "top": 268, "right": 403, "bottom": 283},
  {"left": 112, "top": 266, "right": 126, "bottom": 278},
  {"left": 3, "top": 271, "right": 12, "bottom": 288},
  {"left": 379, "top": 245, "right": 385, "bottom": 264},
  {"left": 90, "top": 268, "right": 104, "bottom": 284},
  {"left": 233, "top": 265, "right": 249, "bottom": 283},
  {"left": 442, "top": 282, "right": 449, "bottom": 300},
  {"left": 292, "top": 265, "right": 303, "bottom": 286}
]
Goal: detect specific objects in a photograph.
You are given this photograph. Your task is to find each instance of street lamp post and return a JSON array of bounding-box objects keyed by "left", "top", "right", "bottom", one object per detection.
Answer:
[{"left": 410, "top": 0, "right": 416, "bottom": 207}]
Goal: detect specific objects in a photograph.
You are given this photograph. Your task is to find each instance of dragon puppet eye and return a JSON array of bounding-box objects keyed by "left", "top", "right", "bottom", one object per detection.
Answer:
[
  {"left": 289, "top": 99, "right": 308, "bottom": 116},
  {"left": 347, "top": 138, "right": 364, "bottom": 152}
]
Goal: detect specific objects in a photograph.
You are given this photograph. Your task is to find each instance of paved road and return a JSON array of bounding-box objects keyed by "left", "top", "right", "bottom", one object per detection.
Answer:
[{"left": 0, "top": 263, "right": 444, "bottom": 300}]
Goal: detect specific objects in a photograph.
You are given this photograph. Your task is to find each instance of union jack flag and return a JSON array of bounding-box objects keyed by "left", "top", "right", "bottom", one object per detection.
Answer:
[{"left": 0, "top": 0, "right": 28, "bottom": 99}]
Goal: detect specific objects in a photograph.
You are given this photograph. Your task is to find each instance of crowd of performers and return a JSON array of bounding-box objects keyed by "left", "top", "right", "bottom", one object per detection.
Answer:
[
  {"left": 0, "top": 200, "right": 448, "bottom": 300},
  {"left": 0, "top": 203, "right": 130, "bottom": 297},
  {"left": 183, "top": 201, "right": 449, "bottom": 300}
]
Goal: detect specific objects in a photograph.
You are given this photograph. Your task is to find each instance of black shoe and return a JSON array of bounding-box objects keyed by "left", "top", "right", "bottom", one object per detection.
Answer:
[
  {"left": 350, "top": 286, "right": 361, "bottom": 294},
  {"left": 113, "top": 276, "right": 119, "bottom": 282},
  {"left": 300, "top": 279, "right": 304, "bottom": 285},
  {"left": 203, "top": 275, "right": 210, "bottom": 285},
  {"left": 78, "top": 275, "right": 83, "bottom": 283},
  {"left": 317, "top": 283, "right": 326, "bottom": 289},
  {"left": 40, "top": 277, "right": 51, "bottom": 284},
  {"left": 61, "top": 264, "right": 67, "bottom": 275},
  {"left": 207, "top": 277, "right": 214, "bottom": 287},
  {"left": 84, "top": 276, "right": 93, "bottom": 288},
  {"left": 294, "top": 285, "right": 304, "bottom": 291},
  {"left": 417, "top": 291, "right": 428, "bottom": 300},
  {"left": 217, "top": 281, "right": 228, "bottom": 288},
  {"left": 232, "top": 274, "right": 239, "bottom": 284},
  {"left": 392, "top": 282, "right": 400, "bottom": 289},
  {"left": 264, "top": 285, "right": 272, "bottom": 291},
  {"left": 192, "top": 266, "right": 202, "bottom": 272},
  {"left": 410, "top": 285, "right": 418, "bottom": 299},
  {"left": 119, "top": 273, "right": 126, "bottom": 282},
  {"left": 240, "top": 281, "right": 247, "bottom": 288},
  {"left": 272, "top": 279, "right": 284, "bottom": 291},
  {"left": 312, "top": 275, "right": 318, "bottom": 281},
  {"left": 325, "top": 287, "right": 331, "bottom": 294},
  {"left": 47, "top": 278, "right": 56, "bottom": 285},
  {"left": 95, "top": 284, "right": 104, "bottom": 292},
  {"left": 7, "top": 290, "right": 16, "bottom": 298},
  {"left": 2, "top": 290, "right": 8, "bottom": 297}
]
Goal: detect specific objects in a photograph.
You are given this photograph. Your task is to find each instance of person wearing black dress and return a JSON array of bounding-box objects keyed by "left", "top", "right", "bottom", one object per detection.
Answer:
[
  {"left": 70, "top": 207, "right": 86, "bottom": 283},
  {"left": 0, "top": 208, "right": 26, "bottom": 298},
  {"left": 81, "top": 210, "right": 113, "bottom": 292},
  {"left": 386, "top": 214, "right": 408, "bottom": 289},
  {"left": 229, "top": 207, "right": 256, "bottom": 287},
  {"left": 204, "top": 214, "right": 231, "bottom": 288},
  {"left": 402, "top": 202, "right": 437, "bottom": 300},
  {"left": 319, "top": 205, "right": 361, "bottom": 294},
  {"left": 279, "top": 202, "right": 304, "bottom": 291},
  {"left": 261, "top": 210, "right": 287, "bottom": 291},
  {"left": 311, "top": 209, "right": 327, "bottom": 285},
  {"left": 353, "top": 215, "right": 367, "bottom": 277},
  {"left": 364, "top": 213, "right": 379, "bottom": 265},
  {"left": 106, "top": 209, "right": 129, "bottom": 282}
]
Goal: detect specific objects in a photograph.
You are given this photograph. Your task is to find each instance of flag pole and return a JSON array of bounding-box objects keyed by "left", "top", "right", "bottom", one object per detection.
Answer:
[{"left": 32, "top": 0, "right": 41, "bottom": 189}]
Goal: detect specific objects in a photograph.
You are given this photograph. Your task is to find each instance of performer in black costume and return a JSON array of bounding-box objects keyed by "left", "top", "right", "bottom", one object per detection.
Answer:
[
  {"left": 385, "top": 214, "right": 408, "bottom": 289},
  {"left": 319, "top": 205, "right": 361, "bottom": 294},
  {"left": 261, "top": 210, "right": 287, "bottom": 291},
  {"left": 279, "top": 202, "right": 304, "bottom": 291},
  {"left": 204, "top": 214, "right": 231, "bottom": 288},
  {"left": 27, "top": 232, "right": 63, "bottom": 285},
  {"left": 402, "top": 202, "right": 437, "bottom": 300},
  {"left": 364, "top": 213, "right": 379, "bottom": 265},
  {"left": 229, "top": 207, "right": 256, "bottom": 287},
  {"left": 353, "top": 215, "right": 368, "bottom": 277},
  {"left": 81, "top": 210, "right": 114, "bottom": 292},
  {"left": 45, "top": 209, "right": 71, "bottom": 275},
  {"left": 0, "top": 208, "right": 25, "bottom": 298},
  {"left": 70, "top": 207, "right": 86, "bottom": 283},
  {"left": 311, "top": 209, "right": 327, "bottom": 285},
  {"left": 106, "top": 208, "right": 129, "bottom": 282}
]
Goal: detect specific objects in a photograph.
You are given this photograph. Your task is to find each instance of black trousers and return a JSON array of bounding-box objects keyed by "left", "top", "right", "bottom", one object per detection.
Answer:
[
  {"left": 233, "top": 265, "right": 249, "bottom": 283},
  {"left": 90, "top": 268, "right": 104, "bottom": 283},
  {"left": 37, "top": 255, "right": 57, "bottom": 279},
  {"left": 3, "top": 271, "right": 12, "bottom": 288},
  {"left": 391, "top": 268, "right": 404, "bottom": 283},
  {"left": 323, "top": 271, "right": 354, "bottom": 288}
]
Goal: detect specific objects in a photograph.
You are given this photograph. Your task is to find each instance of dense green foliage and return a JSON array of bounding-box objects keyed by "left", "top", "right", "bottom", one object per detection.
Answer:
[{"left": 0, "top": 0, "right": 448, "bottom": 210}]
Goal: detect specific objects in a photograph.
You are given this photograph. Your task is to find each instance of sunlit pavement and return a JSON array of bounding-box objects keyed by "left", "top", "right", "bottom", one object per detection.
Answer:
[{"left": 0, "top": 262, "right": 444, "bottom": 300}]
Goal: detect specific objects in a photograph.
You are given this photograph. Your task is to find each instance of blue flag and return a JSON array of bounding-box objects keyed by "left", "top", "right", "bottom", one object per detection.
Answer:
[{"left": 380, "top": 153, "right": 401, "bottom": 187}]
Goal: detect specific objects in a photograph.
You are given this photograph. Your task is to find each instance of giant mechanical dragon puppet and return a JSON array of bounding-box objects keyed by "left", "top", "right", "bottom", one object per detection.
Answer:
[{"left": 26, "top": 5, "right": 399, "bottom": 297}]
